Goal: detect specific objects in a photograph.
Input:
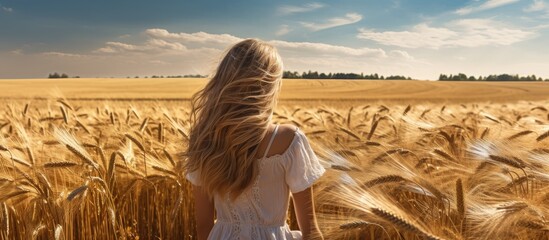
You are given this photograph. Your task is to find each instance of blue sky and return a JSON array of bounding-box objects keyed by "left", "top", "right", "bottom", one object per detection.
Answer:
[{"left": 1, "top": 0, "right": 549, "bottom": 79}]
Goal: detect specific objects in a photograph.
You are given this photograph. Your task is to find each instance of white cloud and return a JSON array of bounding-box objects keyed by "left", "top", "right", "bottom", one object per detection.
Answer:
[
  {"left": 145, "top": 29, "right": 242, "bottom": 45},
  {"left": 149, "top": 60, "right": 169, "bottom": 65},
  {"left": 94, "top": 42, "right": 138, "bottom": 53},
  {"left": 105, "top": 42, "right": 139, "bottom": 51},
  {"left": 301, "top": 13, "right": 362, "bottom": 31},
  {"left": 1, "top": 28, "right": 424, "bottom": 79},
  {"left": 357, "top": 19, "right": 534, "bottom": 49},
  {"left": 456, "top": 0, "right": 519, "bottom": 15},
  {"left": 43, "top": 52, "right": 85, "bottom": 58},
  {"left": 276, "top": 25, "right": 291, "bottom": 36},
  {"left": 389, "top": 50, "right": 414, "bottom": 60},
  {"left": 143, "top": 28, "right": 388, "bottom": 58},
  {"left": 10, "top": 49, "right": 22, "bottom": 55},
  {"left": 532, "top": 23, "right": 549, "bottom": 29},
  {"left": 277, "top": 3, "right": 324, "bottom": 15},
  {"left": 391, "top": 0, "right": 401, "bottom": 9},
  {"left": 269, "top": 40, "right": 387, "bottom": 58},
  {"left": 358, "top": 24, "right": 455, "bottom": 49},
  {"left": 524, "top": 0, "right": 548, "bottom": 12},
  {"left": 146, "top": 39, "right": 186, "bottom": 51},
  {"left": 94, "top": 47, "right": 117, "bottom": 53},
  {"left": 29, "top": 28, "right": 418, "bottom": 79},
  {"left": 1, "top": 5, "right": 13, "bottom": 12},
  {"left": 94, "top": 40, "right": 187, "bottom": 54}
]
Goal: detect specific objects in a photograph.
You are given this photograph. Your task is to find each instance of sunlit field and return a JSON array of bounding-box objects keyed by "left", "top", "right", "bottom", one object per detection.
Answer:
[
  {"left": 2, "top": 78, "right": 549, "bottom": 101},
  {"left": 0, "top": 79, "right": 548, "bottom": 239}
]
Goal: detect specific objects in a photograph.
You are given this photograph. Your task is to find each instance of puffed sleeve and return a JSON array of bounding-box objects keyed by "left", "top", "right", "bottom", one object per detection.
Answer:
[
  {"left": 186, "top": 170, "right": 201, "bottom": 186},
  {"left": 284, "top": 128, "right": 326, "bottom": 193}
]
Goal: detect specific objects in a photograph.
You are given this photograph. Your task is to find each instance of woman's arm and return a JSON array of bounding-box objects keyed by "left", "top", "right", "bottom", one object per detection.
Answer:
[
  {"left": 192, "top": 186, "right": 215, "bottom": 240},
  {"left": 292, "top": 186, "right": 323, "bottom": 240}
]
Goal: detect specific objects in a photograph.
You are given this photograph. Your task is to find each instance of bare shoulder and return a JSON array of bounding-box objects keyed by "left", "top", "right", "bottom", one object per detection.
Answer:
[
  {"left": 268, "top": 124, "right": 299, "bottom": 156},
  {"left": 277, "top": 123, "right": 299, "bottom": 139}
]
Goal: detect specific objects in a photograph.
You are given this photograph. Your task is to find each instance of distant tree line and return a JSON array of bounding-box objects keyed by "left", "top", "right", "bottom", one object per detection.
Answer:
[
  {"left": 439, "top": 73, "right": 548, "bottom": 81},
  {"left": 48, "top": 73, "right": 79, "bottom": 78},
  {"left": 151, "top": 74, "right": 208, "bottom": 78},
  {"left": 283, "top": 71, "right": 412, "bottom": 80},
  {"left": 129, "top": 74, "right": 208, "bottom": 78},
  {"left": 47, "top": 74, "right": 209, "bottom": 79},
  {"left": 49, "top": 72, "right": 547, "bottom": 81}
]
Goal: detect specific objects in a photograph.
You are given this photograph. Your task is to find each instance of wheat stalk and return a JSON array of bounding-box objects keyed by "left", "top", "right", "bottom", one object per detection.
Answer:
[
  {"left": 59, "top": 106, "right": 68, "bottom": 124},
  {"left": 367, "top": 117, "right": 380, "bottom": 140},
  {"left": 163, "top": 149, "right": 176, "bottom": 167},
  {"left": 420, "top": 109, "right": 431, "bottom": 118},
  {"left": 125, "top": 134, "right": 145, "bottom": 152},
  {"left": 371, "top": 208, "right": 440, "bottom": 240},
  {"left": 433, "top": 149, "right": 456, "bottom": 162},
  {"left": 362, "top": 175, "right": 406, "bottom": 188},
  {"left": 110, "top": 112, "right": 115, "bottom": 125},
  {"left": 403, "top": 105, "right": 412, "bottom": 116},
  {"left": 158, "top": 122, "right": 164, "bottom": 143},
  {"left": 516, "top": 220, "right": 548, "bottom": 231},
  {"left": 530, "top": 106, "right": 547, "bottom": 112},
  {"left": 22, "top": 103, "right": 29, "bottom": 117},
  {"left": 337, "top": 127, "right": 361, "bottom": 141},
  {"left": 0, "top": 190, "right": 30, "bottom": 202},
  {"left": 76, "top": 120, "right": 91, "bottom": 134},
  {"left": 480, "top": 127, "right": 490, "bottom": 139},
  {"left": 346, "top": 107, "right": 353, "bottom": 128},
  {"left": 65, "top": 144, "right": 99, "bottom": 169},
  {"left": 507, "top": 130, "right": 533, "bottom": 140},
  {"left": 43, "top": 161, "right": 78, "bottom": 168},
  {"left": 488, "top": 155, "right": 524, "bottom": 169},
  {"left": 536, "top": 130, "right": 549, "bottom": 142},
  {"left": 67, "top": 185, "right": 88, "bottom": 201},
  {"left": 339, "top": 220, "right": 370, "bottom": 230},
  {"left": 152, "top": 165, "right": 176, "bottom": 176},
  {"left": 56, "top": 98, "right": 74, "bottom": 111},
  {"left": 456, "top": 178, "right": 465, "bottom": 216}
]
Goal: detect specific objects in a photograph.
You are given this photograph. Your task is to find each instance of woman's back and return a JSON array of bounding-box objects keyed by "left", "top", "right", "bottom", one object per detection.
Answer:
[
  {"left": 186, "top": 39, "right": 324, "bottom": 240},
  {"left": 187, "top": 124, "right": 325, "bottom": 239}
]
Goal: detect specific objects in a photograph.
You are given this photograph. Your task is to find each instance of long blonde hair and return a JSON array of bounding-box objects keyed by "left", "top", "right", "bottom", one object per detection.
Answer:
[{"left": 185, "top": 39, "right": 283, "bottom": 199}]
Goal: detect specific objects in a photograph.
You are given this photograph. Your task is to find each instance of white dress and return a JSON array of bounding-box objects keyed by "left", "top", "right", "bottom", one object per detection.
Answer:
[{"left": 186, "top": 125, "right": 326, "bottom": 240}]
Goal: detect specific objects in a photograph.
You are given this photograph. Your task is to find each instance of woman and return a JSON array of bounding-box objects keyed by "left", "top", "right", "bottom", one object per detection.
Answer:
[{"left": 185, "top": 39, "right": 325, "bottom": 240}]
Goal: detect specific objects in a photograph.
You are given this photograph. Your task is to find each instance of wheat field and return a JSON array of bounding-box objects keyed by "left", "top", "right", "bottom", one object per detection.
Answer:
[
  {"left": 0, "top": 79, "right": 548, "bottom": 239},
  {"left": 2, "top": 78, "right": 549, "bottom": 101}
]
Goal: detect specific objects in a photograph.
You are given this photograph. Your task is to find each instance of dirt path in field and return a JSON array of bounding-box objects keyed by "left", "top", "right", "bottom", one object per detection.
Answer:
[{"left": 0, "top": 78, "right": 548, "bottom": 103}]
